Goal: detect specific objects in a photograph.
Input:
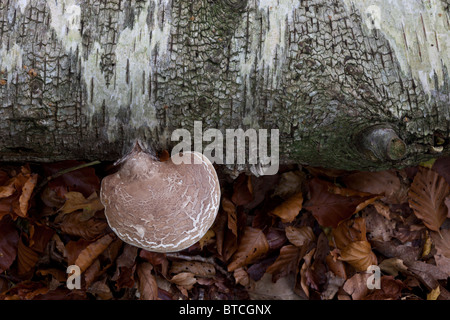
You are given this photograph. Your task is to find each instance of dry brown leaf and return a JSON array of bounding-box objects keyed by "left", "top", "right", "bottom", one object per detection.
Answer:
[
  {"left": 18, "top": 174, "right": 38, "bottom": 217},
  {"left": 0, "top": 216, "right": 20, "bottom": 273},
  {"left": 222, "top": 197, "right": 238, "bottom": 237},
  {"left": 408, "top": 167, "right": 450, "bottom": 231},
  {"left": 343, "top": 272, "right": 371, "bottom": 300},
  {"left": 58, "top": 191, "right": 104, "bottom": 216},
  {"left": 247, "top": 273, "right": 303, "bottom": 300},
  {"left": 299, "top": 248, "right": 315, "bottom": 298},
  {"left": 331, "top": 217, "right": 367, "bottom": 250},
  {"left": 17, "top": 237, "right": 39, "bottom": 275},
  {"left": 342, "top": 170, "right": 407, "bottom": 204},
  {"left": 326, "top": 253, "right": 347, "bottom": 280},
  {"left": 304, "top": 178, "right": 377, "bottom": 228},
  {"left": 285, "top": 226, "right": 316, "bottom": 247},
  {"left": 266, "top": 245, "right": 303, "bottom": 282},
  {"left": 170, "top": 261, "right": 216, "bottom": 278},
  {"left": 170, "top": 272, "right": 197, "bottom": 290},
  {"left": 227, "top": 227, "right": 269, "bottom": 272},
  {"left": 58, "top": 211, "right": 108, "bottom": 240},
  {"left": 75, "top": 233, "right": 115, "bottom": 273},
  {"left": 272, "top": 170, "right": 306, "bottom": 199},
  {"left": 339, "top": 240, "right": 377, "bottom": 272},
  {"left": 270, "top": 192, "right": 303, "bottom": 223},
  {"left": 87, "top": 279, "right": 113, "bottom": 300},
  {"left": 0, "top": 179, "right": 16, "bottom": 199},
  {"left": 137, "top": 262, "right": 159, "bottom": 300},
  {"left": 231, "top": 174, "right": 253, "bottom": 206},
  {"left": 379, "top": 258, "right": 408, "bottom": 277},
  {"left": 233, "top": 267, "right": 250, "bottom": 286}
]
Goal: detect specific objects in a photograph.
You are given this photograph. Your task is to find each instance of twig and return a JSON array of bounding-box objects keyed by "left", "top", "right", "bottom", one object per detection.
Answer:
[{"left": 33, "top": 160, "right": 101, "bottom": 196}]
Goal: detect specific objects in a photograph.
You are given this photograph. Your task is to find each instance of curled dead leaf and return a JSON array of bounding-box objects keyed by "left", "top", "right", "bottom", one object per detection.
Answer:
[
  {"left": 137, "top": 262, "right": 159, "bottom": 300},
  {"left": 270, "top": 192, "right": 303, "bottom": 223},
  {"left": 74, "top": 233, "right": 115, "bottom": 273},
  {"left": 285, "top": 225, "right": 315, "bottom": 247},
  {"left": 227, "top": 227, "right": 269, "bottom": 272},
  {"left": 408, "top": 167, "right": 449, "bottom": 232},
  {"left": 339, "top": 240, "right": 377, "bottom": 272}
]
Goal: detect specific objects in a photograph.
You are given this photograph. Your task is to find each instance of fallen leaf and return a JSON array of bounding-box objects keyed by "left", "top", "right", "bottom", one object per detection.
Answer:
[
  {"left": 231, "top": 174, "right": 253, "bottom": 206},
  {"left": 271, "top": 170, "right": 305, "bottom": 199},
  {"left": 137, "top": 262, "right": 159, "bottom": 300},
  {"left": 379, "top": 258, "right": 408, "bottom": 277},
  {"left": 18, "top": 174, "right": 38, "bottom": 217},
  {"left": 198, "top": 229, "right": 215, "bottom": 250},
  {"left": 285, "top": 226, "right": 316, "bottom": 247},
  {"left": 17, "top": 237, "right": 40, "bottom": 275},
  {"left": 321, "top": 271, "right": 345, "bottom": 300},
  {"left": 304, "top": 178, "right": 377, "bottom": 228},
  {"left": 342, "top": 170, "right": 407, "bottom": 204},
  {"left": 222, "top": 197, "right": 238, "bottom": 237},
  {"left": 299, "top": 248, "right": 315, "bottom": 298},
  {"left": 58, "top": 192, "right": 104, "bottom": 217},
  {"left": 75, "top": 233, "right": 115, "bottom": 273},
  {"left": 42, "top": 161, "right": 100, "bottom": 198},
  {"left": 364, "top": 276, "right": 406, "bottom": 300},
  {"left": 170, "top": 272, "right": 197, "bottom": 291},
  {"left": 247, "top": 273, "right": 303, "bottom": 300},
  {"left": 339, "top": 240, "right": 377, "bottom": 272},
  {"left": 270, "top": 192, "right": 303, "bottom": 223},
  {"left": 0, "top": 216, "right": 20, "bottom": 273},
  {"left": 233, "top": 268, "right": 250, "bottom": 286},
  {"left": 266, "top": 245, "right": 303, "bottom": 282},
  {"left": 343, "top": 272, "right": 371, "bottom": 300},
  {"left": 331, "top": 217, "right": 367, "bottom": 250},
  {"left": 227, "top": 227, "right": 269, "bottom": 272},
  {"left": 427, "top": 286, "right": 441, "bottom": 300},
  {"left": 170, "top": 261, "right": 216, "bottom": 278},
  {"left": 408, "top": 167, "right": 449, "bottom": 231},
  {"left": 58, "top": 211, "right": 108, "bottom": 240},
  {"left": 87, "top": 279, "right": 113, "bottom": 300},
  {"left": 405, "top": 260, "right": 448, "bottom": 290}
]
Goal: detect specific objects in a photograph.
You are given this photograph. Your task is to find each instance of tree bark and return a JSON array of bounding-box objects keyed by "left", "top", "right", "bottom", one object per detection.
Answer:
[{"left": 0, "top": 0, "right": 449, "bottom": 172}]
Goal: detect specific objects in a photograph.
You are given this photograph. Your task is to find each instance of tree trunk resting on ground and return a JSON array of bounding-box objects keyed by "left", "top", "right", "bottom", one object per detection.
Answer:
[{"left": 0, "top": 0, "right": 449, "bottom": 173}]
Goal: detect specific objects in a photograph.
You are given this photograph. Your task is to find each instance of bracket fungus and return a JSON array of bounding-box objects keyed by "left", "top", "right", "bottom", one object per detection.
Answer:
[{"left": 100, "top": 143, "right": 221, "bottom": 253}]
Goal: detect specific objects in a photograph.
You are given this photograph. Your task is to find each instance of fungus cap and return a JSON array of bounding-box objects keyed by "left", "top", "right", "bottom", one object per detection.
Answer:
[{"left": 100, "top": 146, "right": 221, "bottom": 252}]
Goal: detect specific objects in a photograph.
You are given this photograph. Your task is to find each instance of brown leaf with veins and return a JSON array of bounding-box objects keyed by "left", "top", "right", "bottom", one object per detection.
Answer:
[
  {"left": 304, "top": 178, "right": 378, "bottom": 228},
  {"left": 0, "top": 216, "right": 20, "bottom": 273},
  {"left": 285, "top": 226, "right": 316, "bottom": 247},
  {"left": 270, "top": 192, "right": 303, "bottom": 223},
  {"left": 408, "top": 167, "right": 450, "bottom": 231},
  {"left": 58, "top": 192, "right": 104, "bottom": 216},
  {"left": 227, "top": 227, "right": 269, "bottom": 272},
  {"left": 339, "top": 240, "right": 377, "bottom": 272},
  {"left": 75, "top": 233, "right": 115, "bottom": 273},
  {"left": 137, "top": 262, "right": 159, "bottom": 300},
  {"left": 58, "top": 210, "right": 108, "bottom": 240},
  {"left": 266, "top": 245, "right": 303, "bottom": 282}
]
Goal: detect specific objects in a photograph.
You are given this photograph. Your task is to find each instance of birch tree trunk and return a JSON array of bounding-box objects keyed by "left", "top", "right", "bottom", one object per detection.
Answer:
[{"left": 0, "top": 0, "right": 449, "bottom": 172}]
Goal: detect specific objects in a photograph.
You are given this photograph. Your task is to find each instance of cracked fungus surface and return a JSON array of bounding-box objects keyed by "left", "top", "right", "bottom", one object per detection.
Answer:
[{"left": 100, "top": 151, "right": 220, "bottom": 252}]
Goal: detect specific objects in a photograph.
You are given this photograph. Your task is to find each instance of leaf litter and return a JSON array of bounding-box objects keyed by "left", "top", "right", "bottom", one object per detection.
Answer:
[{"left": 0, "top": 158, "right": 449, "bottom": 300}]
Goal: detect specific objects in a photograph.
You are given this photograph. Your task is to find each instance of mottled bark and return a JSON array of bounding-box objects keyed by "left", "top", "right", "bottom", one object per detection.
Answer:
[{"left": 0, "top": 0, "right": 449, "bottom": 172}]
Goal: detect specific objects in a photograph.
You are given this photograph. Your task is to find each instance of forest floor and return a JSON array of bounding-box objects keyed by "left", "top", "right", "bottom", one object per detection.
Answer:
[{"left": 0, "top": 155, "right": 449, "bottom": 300}]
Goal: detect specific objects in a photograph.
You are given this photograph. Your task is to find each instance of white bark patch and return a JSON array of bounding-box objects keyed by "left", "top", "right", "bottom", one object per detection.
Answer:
[
  {"left": 238, "top": 0, "right": 301, "bottom": 86},
  {"left": 0, "top": 43, "right": 23, "bottom": 83},
  {"left": 343, "top": 0, "right": 449, "bottom": 96},
  {"left": 46, "top": 0, "right": 81, "bottom": 53},
  {"left": 16, "top": 0, "right": 29, "bottom": 14},
  {"left": 82, "top": 0, "right": 172, "bottom": 141}
]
